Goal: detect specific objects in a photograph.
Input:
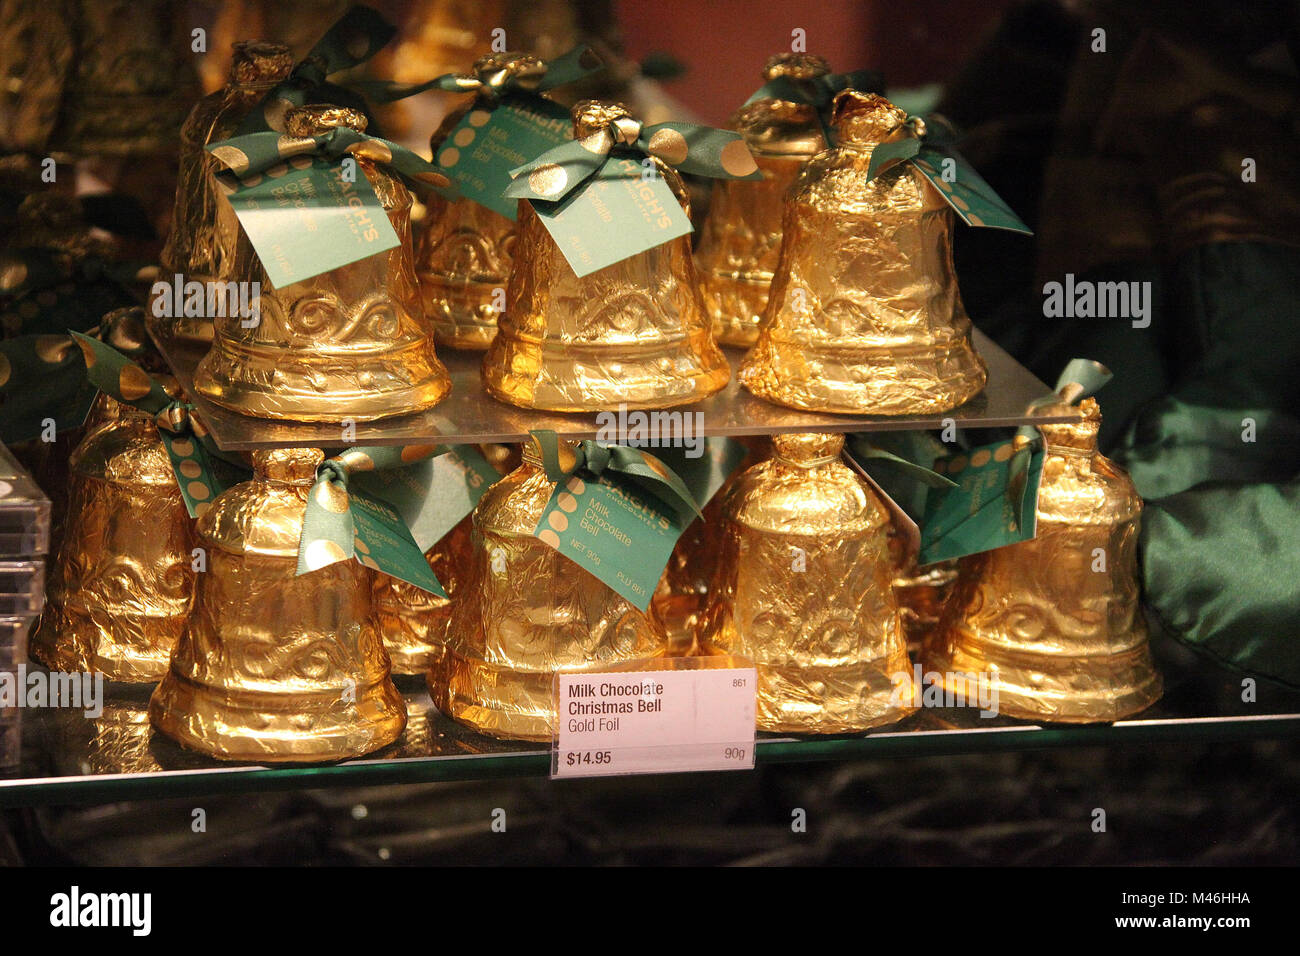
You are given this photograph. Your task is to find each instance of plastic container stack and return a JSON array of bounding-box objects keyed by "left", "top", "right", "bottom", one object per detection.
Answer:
[{"left": 0, "top": 443, "right": 50, "bottom": 768}]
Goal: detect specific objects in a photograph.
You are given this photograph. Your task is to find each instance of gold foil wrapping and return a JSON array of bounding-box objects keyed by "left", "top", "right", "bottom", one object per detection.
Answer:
[
  {"left": 149, "top": 448, "right": 406, "bottom": 762},
  {"left": 414, "top": 55, "right": 539, "bottom": 350},
  {"left": 481, "top": 100, "right": 730, "bottom": 411},
  {"left": 696, "top": 54, "right": 830, "bottom": 348},
  {"left": 440, "top": 439, "right": 666, "bottom": 741},
  {"left": 739, "top": 91, "right": 987, "bottom": 414},
  {"left": 924, "top": 399, "right": 1162, "bottom": 723},
  {"left": 373, "top": 442, "right": 516, "bottom": 675},
  {"left": 152, "top": 41, "right": 293, "bottom": 345},
  {"left": 194, "top": 105, "right": 451, "bottom": 422},
  {"left": 31, "top": 398, "right": 196, "bottom": 682},
  {"left": 699, "top": 433, "right": 915, "bottom": 734},
  {"left": 373, "top": 509, "right": 472, "bottom": 676}
]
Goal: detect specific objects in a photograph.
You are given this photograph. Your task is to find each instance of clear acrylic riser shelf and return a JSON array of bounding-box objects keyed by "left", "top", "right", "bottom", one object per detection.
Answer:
[
  {"left": 155, "top": 330, "right": 1081, "bottom": 451},
  {"left": 2, "top": 635, "right": 1298, "bottom": 806}
]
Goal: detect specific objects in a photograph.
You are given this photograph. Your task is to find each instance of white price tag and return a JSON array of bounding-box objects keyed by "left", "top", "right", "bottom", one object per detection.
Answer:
[{"left": 552, "top": 665, "right": 757, "bottom": 778}]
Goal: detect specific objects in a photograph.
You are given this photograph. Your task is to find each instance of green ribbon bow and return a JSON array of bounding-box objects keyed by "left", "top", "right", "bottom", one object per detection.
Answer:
[
  {"left": 743, "top": 67, "right": 884, "bottom": 145},
  {"left": 1004, "top": 358, "right": 1114, "bottom": 528},
  {"left": 358, "top": 45, "right": 604, "bottom": 102},
  {"left": 234, "top": 4, "right": 396, "bottom": 136},
  {"left": 298, "top": 443, "right": 450, "bottom": 592},
  {"left": 207, "top": 126, "right": 451, "bottom": 191},
  {"left": 864, "top": 112, "right": 959, "bottom": 181},
  {"left": 529, "top": 430, "right": 703, "bottom": 523},
  {"left": 505, "top": 114, "right": 762, "bottom": 203},
  {"left": 68, "top": 332, "right": 250, "bottom": 517}
]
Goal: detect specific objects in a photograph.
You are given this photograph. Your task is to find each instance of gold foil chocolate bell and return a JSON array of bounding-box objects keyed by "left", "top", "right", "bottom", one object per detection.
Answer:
[
  {"left": 925, "top": 399, "right": 1162, "bottom": 722},
  {"left": 31, "top": 325, "right": 196, "bottom": 683},
  {"left": 194, "top": 104, "right": 450, "bottom": 422},
  {"left": 150, "top": 448, "right": 406, "bottom": 762},
  {"left": 698, "top": 433, "right": 915, "bottom": 733},
  {"left": 152, "top": 41, "right": 294, "bottom": 345},
  {"left": 415, "top": 53, "right": 542, "bottom": 350},
  {"left": 439, "top": 437, "right": 666, "bottom": 740},
  {"left": 740, "top": 91, "right": 986, "bottom": 414},
  {"left": 482, "top": 100, "right": 730, "bottom": 411},
  {"left": 695, "top": 54, "right": 831, "bottom": 348}
]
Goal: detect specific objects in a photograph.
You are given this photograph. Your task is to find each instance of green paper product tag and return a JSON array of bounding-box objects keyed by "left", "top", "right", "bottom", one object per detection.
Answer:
[
  {"left": 910, "top": 146, "right": 1031, "bottom": 235},
  {"left": 221, "top": 156, "right": 399, "bottom": 288},
  {"left": 352, "top": 444, "right": 499, "bottom": 550},
  {"left": 535, "top": 472, "right": 688, "bottom": 611},
  {"left": 647, "top": 438, "right": 750, "bottom": 509},
  {"left": 435, "top": 98, "right": 573, "bottom": 220},
  {"left": 349, "top": 486, "right": 446, "bottom": 596},
  {"left": 531, "top": 157, "right": 693, "bottom": 278},
  {"left": 919, "top": 438, "right": 1044, "bottom": 564}
]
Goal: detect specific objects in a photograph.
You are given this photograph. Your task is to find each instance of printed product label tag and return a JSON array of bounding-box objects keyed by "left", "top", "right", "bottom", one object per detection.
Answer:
[
  {"left": 532, "top": 156, "right": 693, "bottom": 277},
  {"left": 222, "top": 156, "right": 399, "bottom": 288},
  {"left": 552, "top": 664, "right": 757, "bottom": 778},
  {"left": 434, "top": 98, "right": 573, "bottom": 220},
  {"left": 919, "top": 438, "right": 1044, "bottom": 564},
  {"left": 349, "top": 486, "right": 446, "bottom": 596},
  {"left": 353, "top": 445, "right": 499, "bottom": 551},
  {"left": 534, "top": 472, "right": 688, "bottom": 611}
]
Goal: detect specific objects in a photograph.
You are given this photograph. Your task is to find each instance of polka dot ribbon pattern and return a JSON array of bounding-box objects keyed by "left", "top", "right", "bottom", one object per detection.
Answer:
[
  {"left": 528, "top": 430, "right": 703, "bottom": 525},
  {"left": 356, "top": 45, "right": 604, "bottom": 103},
  {"left": 68, "top": 332, "right": 248, "bottom": 519},
  {"left": 504, "top": 119, "right": 761, "bottom": 204},
  {"left": 208, "top": 126, "right": 451, "bottom": 193},
  {"left": 297, "top": 443, "right": 449, "bottom": 594},
  {"left": 233, "top": 4, "right": 396, "bottom": 135},
  {"left": 864, "top": 113, "right": 1032, "bottom": 235},
  {"left": 0, "top": 332, "right": 97, "bottom": 444}
]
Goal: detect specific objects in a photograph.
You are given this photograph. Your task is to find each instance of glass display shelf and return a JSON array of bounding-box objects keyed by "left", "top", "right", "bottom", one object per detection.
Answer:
[
  {"left": 153, "top": 330, "right": 1081, "bottom": 451},
  {"left": 3, "top": 642, "right": 1297, "bottom": 807}
]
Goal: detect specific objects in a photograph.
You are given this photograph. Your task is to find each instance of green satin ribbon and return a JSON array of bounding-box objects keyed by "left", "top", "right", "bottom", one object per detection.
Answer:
[
  {"left": 846, "top": 434, "right": 957, "bottom": 489},
  {"left": 207, "top": 126, "right": 450, "bottom": 190},
  {"left": 529, "top": 430, "right": 703, "bottom": 523},
  {"left": 234, "top": 4, "right": 396, "bottom": 136},
  {"left": 865, "top": 112, "right": 960, "bottom": 181},
  {"left": 297, "top": 443, "right": 448, "bottom": 576},
  {"left": 357, "top": 45, "right": 604, "bottom": 102},
  {"left": 68, "top": 332, "right": 249, "bottom": 517},
  {"left": 505, "top": 116, "right": 761, "bottom": 203},
  {"left": 743, "top": 67, "right": 883, "bottom": 145},
  {"left": 1004, "top": 358, "right": 1113, "bottom": 529}
]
